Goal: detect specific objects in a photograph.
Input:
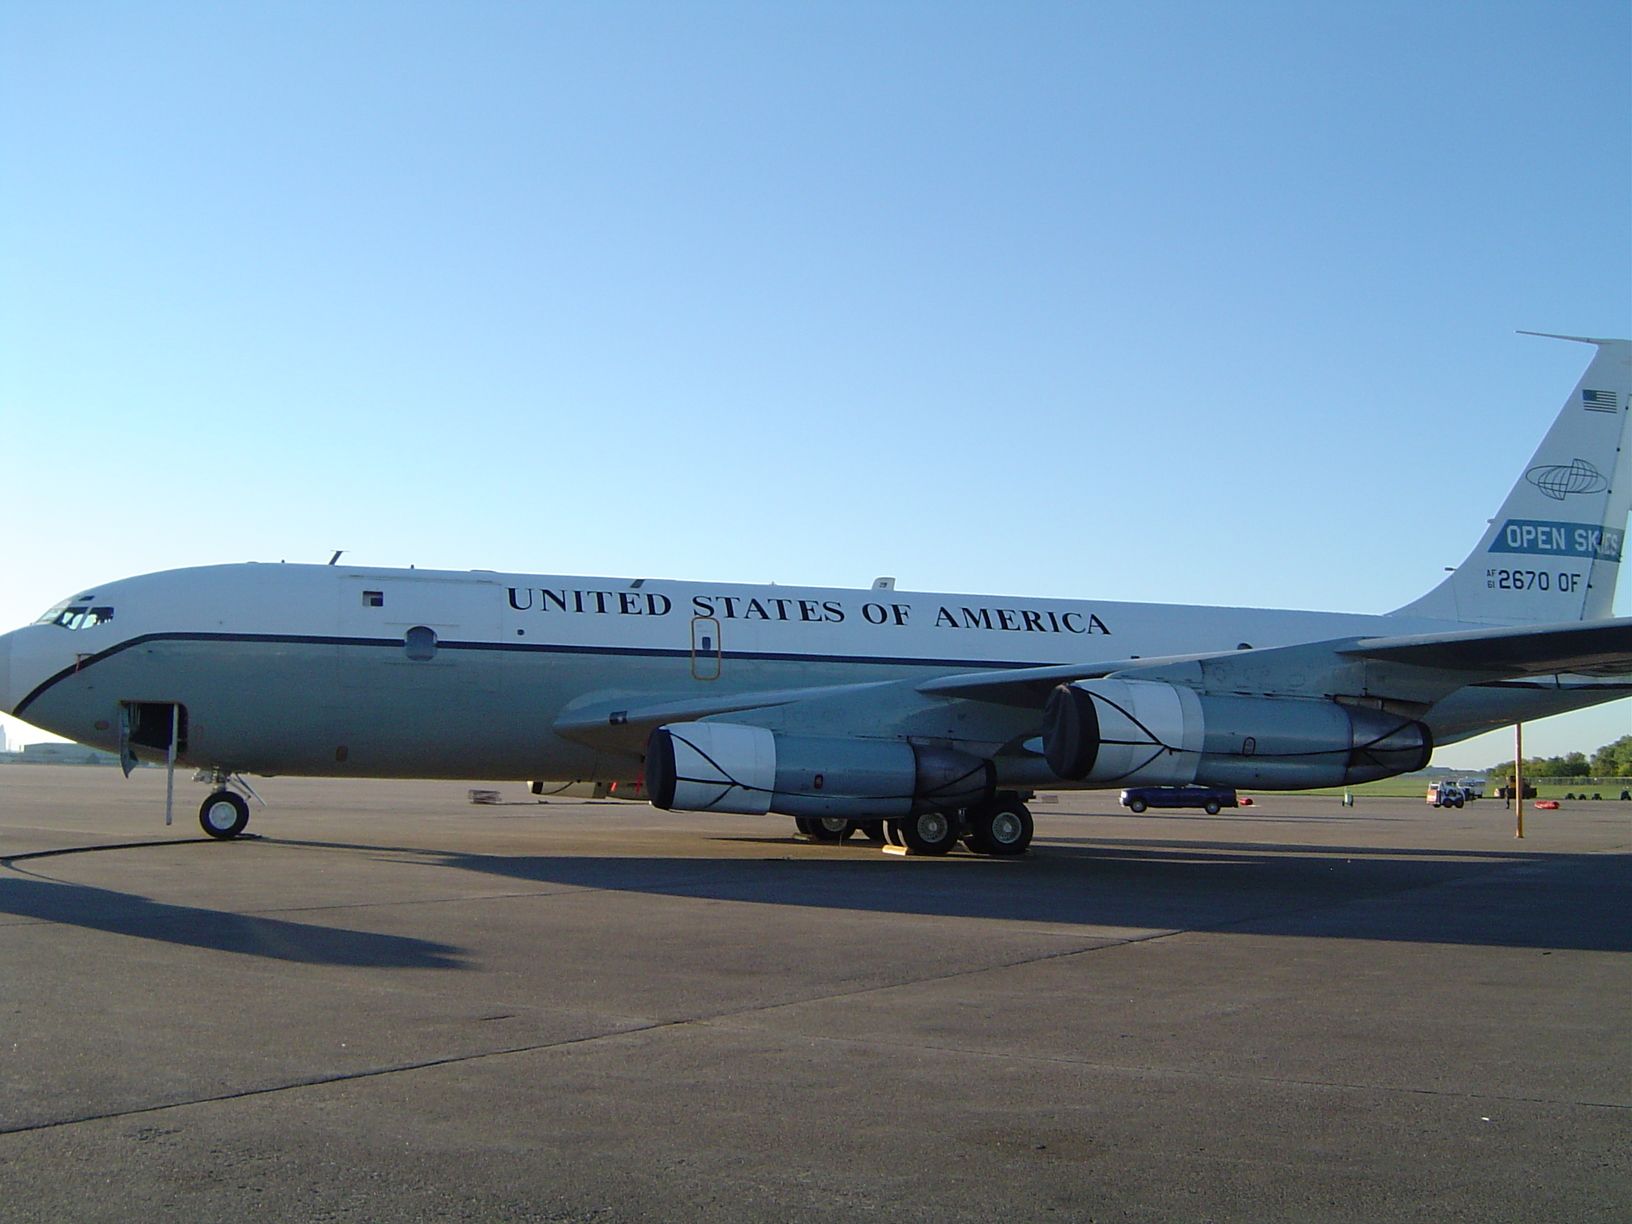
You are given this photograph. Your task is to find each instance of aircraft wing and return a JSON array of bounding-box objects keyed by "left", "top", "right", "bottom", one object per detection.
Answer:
[
  {"left": 1339, "top": 617, "right": 1632, "bottom": 677},
  {"left": 558, "top": 618, "right": 1632, "bottom": 759},
  {"left": 913, "top": 653, "right": 1211, "bottom": 705},
  {"left": 552, "top": 679, "right": 907, "bottom": 753},
  {"left": 554, "top": 650, "right": 1246, "bottom": 750},
  {"left": 915, "top": 617, "right": 1632, "bottom": 705}
]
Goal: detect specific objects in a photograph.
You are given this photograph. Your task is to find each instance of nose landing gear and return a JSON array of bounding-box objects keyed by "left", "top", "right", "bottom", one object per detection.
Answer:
[
  {"left": 193, "top": 769, "right": 262, "bottom": 840},
  {"left": 199, "top": 791, "right": 251, "bottom": 839}
]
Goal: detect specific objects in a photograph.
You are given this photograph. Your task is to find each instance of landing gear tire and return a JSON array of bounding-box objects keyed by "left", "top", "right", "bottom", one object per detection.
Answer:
[
  {"left": 887, "top": 810, "right": 960, "bottom": 856},
  {"left": 857, "top": 821, "right": 886, "bottom": 843},
  {"left": 200, "top": 791, "right": 249, "bottom": 840},
  {"left": 965, "top": 796, "right": 1034, "bottom": 857},
  {"left": 795, "top": 816, "right": 856, "bottom": 842}
]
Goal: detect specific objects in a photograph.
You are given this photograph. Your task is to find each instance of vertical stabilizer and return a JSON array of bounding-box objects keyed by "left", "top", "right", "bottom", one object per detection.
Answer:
[{"left": 1393, "top": 335, "right": 1631, "bottom": 625}]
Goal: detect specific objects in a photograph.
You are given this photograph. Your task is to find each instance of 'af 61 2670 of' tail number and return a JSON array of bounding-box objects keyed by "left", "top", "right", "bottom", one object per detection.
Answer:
[{"left": 1487, "top": 569, "right": 1582, "bottom": 592}]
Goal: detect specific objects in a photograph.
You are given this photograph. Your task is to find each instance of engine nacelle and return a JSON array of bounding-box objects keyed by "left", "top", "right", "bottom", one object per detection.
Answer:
[
  {"left": 644, "top": 722, "right": 995, "bottom": 818},
  {"left": 1042, "top": 679, "right": 1431, "bottom": 790}
]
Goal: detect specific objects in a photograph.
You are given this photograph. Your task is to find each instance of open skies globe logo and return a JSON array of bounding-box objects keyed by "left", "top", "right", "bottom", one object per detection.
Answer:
[{"left": 1525, "top": 458, "right": 1608, "bottom": 501}]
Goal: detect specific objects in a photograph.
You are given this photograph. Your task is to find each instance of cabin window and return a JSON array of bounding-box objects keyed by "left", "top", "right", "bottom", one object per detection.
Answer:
[
  {"left": 363, "top": 591, "right": 384, "bottom": 607},
  {"left": 404, "top": 625, "right": 438, "bottom": 661},
  {"left": 690, "top": 616, "right": 721, "bottom": 680}
]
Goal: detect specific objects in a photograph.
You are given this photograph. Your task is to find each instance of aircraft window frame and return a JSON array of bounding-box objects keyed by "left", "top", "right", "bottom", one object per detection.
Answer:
[
  {"left": 34, "top": 600, "right": 73, "bottom": 626},
  {"left": 34, "top": 601, "right": 115, "bottom": 630}
]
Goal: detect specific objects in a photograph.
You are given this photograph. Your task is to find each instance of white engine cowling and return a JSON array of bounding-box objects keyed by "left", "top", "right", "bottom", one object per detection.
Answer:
[
  {"left": 644, "top": 722, "right": 994, "bottom": 818},
  {"left": 1042, "top": 679, "right": 1431, "bottom": 790}
]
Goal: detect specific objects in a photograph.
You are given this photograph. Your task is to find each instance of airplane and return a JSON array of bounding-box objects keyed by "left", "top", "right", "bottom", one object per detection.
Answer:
[{"left": 2, "top": 334, "right": 1629, "bottom": 857}]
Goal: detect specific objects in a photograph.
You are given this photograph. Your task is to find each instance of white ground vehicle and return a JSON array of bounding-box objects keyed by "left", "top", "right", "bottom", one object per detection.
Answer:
[{"left": 1427, "top": 782, "right": 1469, "bottom": 808}]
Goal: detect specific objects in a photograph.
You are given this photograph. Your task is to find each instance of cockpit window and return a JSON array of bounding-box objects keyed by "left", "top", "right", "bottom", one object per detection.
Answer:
[
  {"left": 34, "top": 600, "right": 115, "bottom": 630},
  {"left": 33, "top": 601, "right": 68, "bottom": 625}
]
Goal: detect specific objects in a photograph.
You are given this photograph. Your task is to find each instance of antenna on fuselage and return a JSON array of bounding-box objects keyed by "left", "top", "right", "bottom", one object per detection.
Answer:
[{"left": 328, "top": 550, "right": 345, "bottom": 566}]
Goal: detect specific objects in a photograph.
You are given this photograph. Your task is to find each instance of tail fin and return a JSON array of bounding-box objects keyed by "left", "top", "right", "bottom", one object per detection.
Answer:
[{"left": 1393, "top": 334, "right": 1631, "bottom": 625}]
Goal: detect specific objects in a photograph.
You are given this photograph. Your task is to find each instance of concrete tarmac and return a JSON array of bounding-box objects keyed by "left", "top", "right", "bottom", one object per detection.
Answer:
[{"left": 1, "top": 765, "right": 1628, "bottom": 1222}]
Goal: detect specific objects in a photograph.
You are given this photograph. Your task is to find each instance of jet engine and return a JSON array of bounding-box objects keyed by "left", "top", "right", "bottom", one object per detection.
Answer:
[
  {"left": 645, "top": 722, "right": 995, "bottom": 818},
  {"left": 1042, "top": 679, "right": 1431, "bottom": 790}
]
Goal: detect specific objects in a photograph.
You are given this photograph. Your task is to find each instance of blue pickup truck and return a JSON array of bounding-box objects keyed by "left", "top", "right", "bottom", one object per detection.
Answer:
[{"left": 1119, "top": 786, "right": 1240, "bottom": 815}]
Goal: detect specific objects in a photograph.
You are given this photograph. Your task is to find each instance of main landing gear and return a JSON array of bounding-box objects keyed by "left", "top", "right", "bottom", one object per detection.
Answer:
[
  {"left": 794, "top": 794, "right": 1034, "bottom": 858},
  {"left": 794, "top": 815, "right": 857, "bottom": 842},
  {"left": 795, "top": 816, "right": 888, "bottom": 843},
  {"left": 962, "top": 794, "right": 1033, "bottom": 857},
  {"left": 884, "top": 810, "right": 962, "bottom": 855}
]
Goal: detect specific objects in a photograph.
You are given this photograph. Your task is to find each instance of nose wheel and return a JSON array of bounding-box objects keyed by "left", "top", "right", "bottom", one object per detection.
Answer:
[{"left": 199, "top": 791, "right": 250, "bottom": 839}]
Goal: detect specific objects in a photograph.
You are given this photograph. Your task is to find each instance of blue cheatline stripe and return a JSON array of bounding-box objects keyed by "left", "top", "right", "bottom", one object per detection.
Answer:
[{"left": 12, "top": 630, "right": 1058, "bottom": 718}]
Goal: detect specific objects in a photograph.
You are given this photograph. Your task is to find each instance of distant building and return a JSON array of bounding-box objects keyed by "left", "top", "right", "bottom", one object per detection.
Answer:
[{"left": 18, "top": 742, "right": 122, "bottom": 766}]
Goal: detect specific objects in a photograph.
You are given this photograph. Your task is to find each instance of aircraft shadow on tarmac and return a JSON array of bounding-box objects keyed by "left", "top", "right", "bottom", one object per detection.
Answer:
[
  {"left": 4, "top": 835, "right": 1625, "bottom": 962},
  {"left": 0, "top": 872, "right": 465, "bottom": 969},
  {"left": 273, "top": 834, "right": 1630, "bottom": 955}
]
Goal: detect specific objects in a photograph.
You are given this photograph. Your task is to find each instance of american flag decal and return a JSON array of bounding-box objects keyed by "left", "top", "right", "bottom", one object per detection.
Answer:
[{"left": 1581, "top": 389, "right": 1619, "bottom": 413}]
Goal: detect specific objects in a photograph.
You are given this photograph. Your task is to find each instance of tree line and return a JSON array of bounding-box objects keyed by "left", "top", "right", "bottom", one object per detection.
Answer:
[{"left": 1483, "top": 734, "right": 1632, "bottom": 782}]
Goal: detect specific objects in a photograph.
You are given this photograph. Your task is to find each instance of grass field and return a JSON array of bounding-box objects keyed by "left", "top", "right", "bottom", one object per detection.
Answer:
[{"left": 1295, "top": 774, "right": 1632, "bottom": 801}]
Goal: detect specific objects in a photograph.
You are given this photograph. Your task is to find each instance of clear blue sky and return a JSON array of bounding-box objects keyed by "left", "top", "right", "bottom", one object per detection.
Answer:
[{"left": 2, "top": 1, "right": 1628, "bottom": 768}]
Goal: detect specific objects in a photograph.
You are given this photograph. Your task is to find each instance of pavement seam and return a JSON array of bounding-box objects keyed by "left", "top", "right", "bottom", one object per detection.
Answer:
[
  {"left": 0, "top": 936, "right": 1140, "bottom": 1138},
  {"left": 685, "top": 1019, "right": 1632, "bottom": 1113},
  {"left": 0, "top": 1020, "right": 676, "bottom": 1138},
  {"left": 1, "top": 862, "right": 1527, "bottom": 1139}
]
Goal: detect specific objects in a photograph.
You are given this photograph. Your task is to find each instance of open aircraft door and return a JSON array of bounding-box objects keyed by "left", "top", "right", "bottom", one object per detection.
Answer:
[{"left": 117, "top": 700, "right": 187, "bottom": 824}]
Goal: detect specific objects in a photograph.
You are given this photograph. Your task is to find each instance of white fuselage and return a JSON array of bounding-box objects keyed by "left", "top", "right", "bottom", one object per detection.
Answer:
[{"left": 0, "top": 563, "right": 1619, "bottom": 783}]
